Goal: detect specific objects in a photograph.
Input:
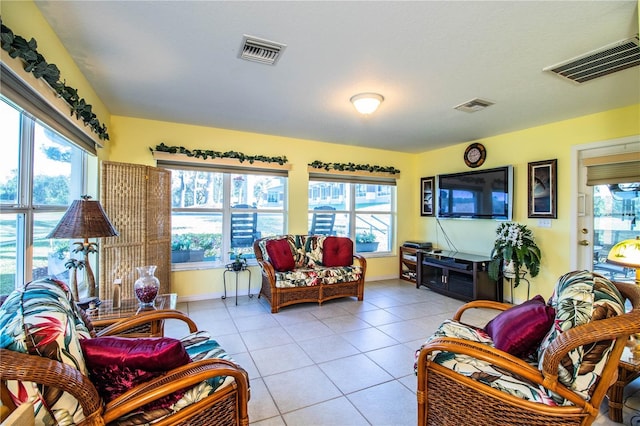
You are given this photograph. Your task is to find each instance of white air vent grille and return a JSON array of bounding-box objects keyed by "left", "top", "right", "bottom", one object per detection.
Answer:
[
  {"left": 239, "top": 35, "right": 286, "bottom": 65},
  {"left": 454, "top": 98, "right": 494, "bottom": 113},
  {"left": 544, "top": 35, "right": 640, "bottom": 84}
]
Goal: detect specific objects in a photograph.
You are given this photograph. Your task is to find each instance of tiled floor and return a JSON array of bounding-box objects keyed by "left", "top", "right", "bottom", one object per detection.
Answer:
[{"left": 164, "top": 279, "right": 640, "bottom": 426}]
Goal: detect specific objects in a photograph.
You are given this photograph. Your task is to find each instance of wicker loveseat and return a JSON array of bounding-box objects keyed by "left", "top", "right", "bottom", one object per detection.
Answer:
[
  {"left": 415, "top": 271, "right": 640, "bottom": 426},
  {"left": 0, "top": 278, "right": 250, "bottom": 426},
  {"left": 253, "top": 235, "right": 366, "bottom": 313}
]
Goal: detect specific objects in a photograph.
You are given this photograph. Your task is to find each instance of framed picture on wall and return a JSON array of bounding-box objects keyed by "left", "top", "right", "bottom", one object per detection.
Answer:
[
  {"left": 421, "top": 176, "right": 435, "bottom": 216},
  {"left": 528, "top": 159, "right": 557, "bottom": 218}
]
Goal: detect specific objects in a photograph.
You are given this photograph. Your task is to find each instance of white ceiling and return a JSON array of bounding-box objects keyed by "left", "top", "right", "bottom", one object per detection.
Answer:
[{"left": 34, "top": 1, "right": 639, "bottom": 154}]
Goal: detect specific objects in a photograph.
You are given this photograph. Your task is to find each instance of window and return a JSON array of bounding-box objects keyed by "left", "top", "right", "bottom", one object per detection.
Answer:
[
  {"left": 165, "top": 167, "right": 287, "bottom": 267},
  {"left": 592, "top": 182, "right": 639, "bottom": 281},
  {"left": 308, "top": 179, "right": 395, "bottom": 254},
  {"left": 0, "top": 96, "right": 88, "bottom": 296}
]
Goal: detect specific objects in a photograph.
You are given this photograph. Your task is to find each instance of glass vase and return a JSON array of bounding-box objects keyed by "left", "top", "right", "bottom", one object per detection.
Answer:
[{"left": 134, "top": 265, "right": 160, "bottom": 307}]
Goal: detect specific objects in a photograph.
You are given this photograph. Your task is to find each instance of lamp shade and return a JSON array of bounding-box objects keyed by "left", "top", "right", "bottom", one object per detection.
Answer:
[
  {"left": 350, "top": 93, "right": 384, "bottom": 115},
  {"left": 47, "top": 196, "right": 119, "bottom": 239},
  {"left": 607, "top": 237, "right": 640, "bottom": 268}
]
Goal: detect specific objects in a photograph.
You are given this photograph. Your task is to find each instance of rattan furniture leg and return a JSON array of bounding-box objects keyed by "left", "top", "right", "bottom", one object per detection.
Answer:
[{"left": 608, "top": 347, "right": 640, "bottom": 423}]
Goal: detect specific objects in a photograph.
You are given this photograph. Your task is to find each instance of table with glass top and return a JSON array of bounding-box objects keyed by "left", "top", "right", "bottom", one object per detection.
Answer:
[{"left": 86, "top": 293, "right": 177, "bottom": 337}]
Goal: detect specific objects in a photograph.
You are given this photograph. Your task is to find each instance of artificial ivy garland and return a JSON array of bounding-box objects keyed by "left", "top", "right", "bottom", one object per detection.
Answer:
[
  {"left": 309, "top": 160, "right": 400, "bottom": 175},
  {"left": 0, "top": 19, "right": 110, "bottom": 140},
  {"left": 152, "top": 142, "right": 288, "bottom": 165}
]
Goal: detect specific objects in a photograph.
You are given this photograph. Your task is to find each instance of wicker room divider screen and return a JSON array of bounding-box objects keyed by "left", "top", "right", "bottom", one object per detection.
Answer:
[{"left": 99, "top": 161, "right": 172, "bottom": 302}]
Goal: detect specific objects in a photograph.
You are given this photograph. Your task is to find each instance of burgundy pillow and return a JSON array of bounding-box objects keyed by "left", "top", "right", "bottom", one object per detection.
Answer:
[
  {"left": 265, "top": 238, "right": 295, "bottom": 271},
  {"left": 323, "top": 237, "right": 353, "bottom": 267},
  {"left": 484, "top": 295, "right": 555, "bottom": 358},
  {"left": 80, "top": 336, "right": 191, "bottom": 406}
]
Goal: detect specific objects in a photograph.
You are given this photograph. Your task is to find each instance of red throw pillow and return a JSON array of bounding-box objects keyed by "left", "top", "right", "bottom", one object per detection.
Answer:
[
  {"left": 265, "top": 238, "right": 295, "bottom": 271},
  {"left": 323, "top": 237, "right": 353, "bottom": 267},
  {"left": 80, "top": 336, "right": 191, "bottom": 407},
  {"left": 484, "top": 295, "right": 555, "bottom": 358}
]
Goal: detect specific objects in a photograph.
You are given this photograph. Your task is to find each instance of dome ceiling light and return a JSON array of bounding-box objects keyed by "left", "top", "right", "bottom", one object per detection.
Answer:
[{"left": 350, "top": 93, "right": 384, "bottom": 115}]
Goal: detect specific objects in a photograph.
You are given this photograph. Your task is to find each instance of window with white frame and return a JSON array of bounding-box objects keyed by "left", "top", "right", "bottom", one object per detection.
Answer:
[
  {"left": 0, "top": 96, "right": 88, "bottom": 296},
  {"left": 308, "top": 176, "right": 395, "bottom": 254},
  {"left": 161, "top": 165, "right": 287, "bottom": 267}
]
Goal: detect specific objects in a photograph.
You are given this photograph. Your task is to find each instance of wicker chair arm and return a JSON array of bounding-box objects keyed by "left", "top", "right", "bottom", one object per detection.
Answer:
[
  {"left": 453, "top": 300, "right": 513, "bottom": 321},
  {"left": 103, "top": 358, "right": 250, "bottom": 423},
  {"left": 353, "top": 254, "right": 367, "bottom": 271},
  {"left": 0, "top": 349, "right": 103, "bottom": 421},
  {"left": 257, "top": 259, "right": 276, "bottom": 282},
  {"left": 96, "top": 309, "right": 198, "bottom": 337},
  {"left": 418, "top": 337, "right": 587, "bottom": 406}
]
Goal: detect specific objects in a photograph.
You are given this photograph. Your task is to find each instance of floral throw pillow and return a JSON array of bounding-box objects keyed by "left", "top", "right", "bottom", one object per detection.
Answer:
[
  {"left": 537, "top": 270, "right": 624, "bottom": 403},
  {"left": 0, "top": 278, "right": 92, "bottom": 425}
]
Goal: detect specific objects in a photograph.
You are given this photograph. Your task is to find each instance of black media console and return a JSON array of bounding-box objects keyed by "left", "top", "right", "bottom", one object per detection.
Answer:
[{"left": 417, "top": 250, "right": 502, "bottom": 302}]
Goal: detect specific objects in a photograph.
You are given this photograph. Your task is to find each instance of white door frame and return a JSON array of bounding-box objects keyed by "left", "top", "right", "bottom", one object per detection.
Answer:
[{"left": 570, "top": 135, "right": 640, "bottom": 271}]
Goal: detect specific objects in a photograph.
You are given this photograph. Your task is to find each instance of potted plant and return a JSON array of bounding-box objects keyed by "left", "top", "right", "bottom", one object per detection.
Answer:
[
  {"left": 229, "top": 251, "right": 246, "bottom": 271},
  {"left": 488, "top": 222, "right": 541, "bottom": 287},
  {"left": 171, "top": 236, "right": 190, "bottom": 263},
  {"left": 188, "top": 234, "right": 215, "bottom": 262},
  {"left": 356, "top": 231, "right": 379, "bottom": 253}
]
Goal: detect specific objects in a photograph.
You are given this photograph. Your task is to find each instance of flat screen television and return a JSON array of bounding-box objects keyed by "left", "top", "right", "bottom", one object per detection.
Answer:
[{"left": 437, "top": 166, "right": 513, "bottom": 220}]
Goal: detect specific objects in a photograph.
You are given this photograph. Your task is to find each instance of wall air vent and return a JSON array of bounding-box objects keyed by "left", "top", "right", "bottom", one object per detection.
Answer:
[
  {"left": 239, "top": 35, "right": 287, "bottom": 65},
  {"left": 543, "top": 35, "right": 640, "bottom": 84},
  {"left": 454, "top": 98, "right": 494, "bottom": 113}
]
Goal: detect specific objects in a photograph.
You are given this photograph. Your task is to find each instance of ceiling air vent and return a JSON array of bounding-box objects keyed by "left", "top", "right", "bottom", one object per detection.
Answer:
[
  {"left": 543, "top": 35, "right": 640, "bottom": 84},
  {"left": 239, "top": 35, "right": 286, "bottom": 65},
  {"left": 454, "top": 98, "right": 494, "bottom": 113}
]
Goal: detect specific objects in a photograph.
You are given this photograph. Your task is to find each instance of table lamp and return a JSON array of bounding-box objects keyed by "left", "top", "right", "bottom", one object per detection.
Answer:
[
  {"left": 47, "top": 195, "right": 119, "bottom": 301},
  {"left": 606, "top": 236, "right": 640, "bottom": 284}
]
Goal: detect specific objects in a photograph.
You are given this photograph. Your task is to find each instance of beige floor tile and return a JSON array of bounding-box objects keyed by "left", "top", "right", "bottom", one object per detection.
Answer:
[
  {"left": 252, "top": 342, "right": 315, "bottom": 377},
  {"left": 319, "top": 353, "right": 393, "bottom": 394},
  {"left": 282, "top": 397, "right": 369, "bottom": 426},
  {"left": 263, "top": 365, "right": 342, "bottom": 413}
]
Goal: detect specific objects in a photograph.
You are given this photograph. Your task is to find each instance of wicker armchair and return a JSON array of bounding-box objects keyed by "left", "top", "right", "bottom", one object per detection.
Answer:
[
  {"left": 416, "top": 276, "right": 640, "bottom": 426},
  {"left": 0, "top": 279, "right": 250, "bottom": 426}
]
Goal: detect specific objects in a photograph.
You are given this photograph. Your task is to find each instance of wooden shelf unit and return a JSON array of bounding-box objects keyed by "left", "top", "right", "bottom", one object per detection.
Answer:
[{"left": 399, "top": 246, "right": 419, "bottom": 283}]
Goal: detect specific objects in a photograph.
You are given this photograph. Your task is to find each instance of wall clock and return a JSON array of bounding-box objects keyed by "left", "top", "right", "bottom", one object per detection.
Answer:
[{"left": 463, "top": 143, "right": 486, "bottom": 168}]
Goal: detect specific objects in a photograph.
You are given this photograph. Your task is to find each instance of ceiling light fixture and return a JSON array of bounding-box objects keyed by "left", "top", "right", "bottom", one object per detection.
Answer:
[{"left": 350, "top": 93, "right": 384, "bottom": 115}]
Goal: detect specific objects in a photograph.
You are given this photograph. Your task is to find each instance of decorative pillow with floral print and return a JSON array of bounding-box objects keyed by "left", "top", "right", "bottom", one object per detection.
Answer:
[
  {"left": 0, "top": 278, "right": 92, "bottom": 425},
  {"left": 537, "top": 270, "right": 624, "bottom": 404}
]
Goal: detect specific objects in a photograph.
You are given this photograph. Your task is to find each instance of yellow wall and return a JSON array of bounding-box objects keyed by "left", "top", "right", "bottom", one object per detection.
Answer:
[
  {"left": 417, "top": 104, "right": 640, "bottom": 298},
  {"left": 109, "top": 115, "right": 416, "bottom": 297}
]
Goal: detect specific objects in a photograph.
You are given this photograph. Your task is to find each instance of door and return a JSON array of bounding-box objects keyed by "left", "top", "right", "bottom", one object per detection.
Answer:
[{"left": 574, "top": 136, "right": 640, "bottom": 274}]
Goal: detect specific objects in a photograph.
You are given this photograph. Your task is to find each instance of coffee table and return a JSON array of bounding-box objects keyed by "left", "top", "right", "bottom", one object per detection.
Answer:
[
  {"left": 87, "top": 293, "right": 177, "bottom": 337},
  {"left": 607, "top": 345, "right": 640, "bottom": 422}
]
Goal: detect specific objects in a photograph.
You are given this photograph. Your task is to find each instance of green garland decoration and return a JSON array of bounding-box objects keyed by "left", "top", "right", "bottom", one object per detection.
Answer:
[
  {"left": 0, "top": 18, "right": 109, "bottom": 141},
  {"left": 309, "top": 160, "right": 400, "bottom": 175},
  {"left": 152, "top": 142, "right": 288, "bottom": 165}
]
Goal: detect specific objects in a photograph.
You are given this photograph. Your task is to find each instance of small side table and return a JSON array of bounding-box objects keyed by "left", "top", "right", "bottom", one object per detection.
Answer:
[
  {"left": 223, "top": 263, "right": 252, "bottom": 305},
  {"left": 87, "top": 293, "right": 177, "bottom": 337},
  {"left": 608, "top": 346, "right": 640, "bottom": 422}
]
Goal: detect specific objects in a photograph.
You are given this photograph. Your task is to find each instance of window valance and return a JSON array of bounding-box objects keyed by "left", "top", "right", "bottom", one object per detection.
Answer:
[
  {"left": 584, "top": 152, "right": 640, "bottom": 186},
  {"left": 1, "top": 58, "right": 100, "bottom": 155},
  {"left": 153, "top": 151, "right": 290, "bottom": 177},
  {"left": 308, "top": 168, "right": 397, "bottom": 186}
]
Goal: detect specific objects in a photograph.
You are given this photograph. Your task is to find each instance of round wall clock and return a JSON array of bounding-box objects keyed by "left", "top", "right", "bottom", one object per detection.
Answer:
[{"left": 463, "top": 143, "right": 486, "bottom": 168}]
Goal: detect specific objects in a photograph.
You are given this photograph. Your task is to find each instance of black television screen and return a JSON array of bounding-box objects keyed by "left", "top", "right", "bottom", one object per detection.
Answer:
[{"left": 437, "top": 166, "right": 513, "bottom": 219}]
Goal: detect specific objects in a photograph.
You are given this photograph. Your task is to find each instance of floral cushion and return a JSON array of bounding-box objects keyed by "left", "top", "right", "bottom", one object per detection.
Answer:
[
  {"left": 537, "top": 270, "right": 624, "bottom": 404},
  {"left": 0, "top": 278, "right": 92, "bottom": 425},
  {"left": 415, "top": 319, "right": 558, "bottom": 406},
  {"left": 274, "top": 266, "right": 363, "bottom": 288}
]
